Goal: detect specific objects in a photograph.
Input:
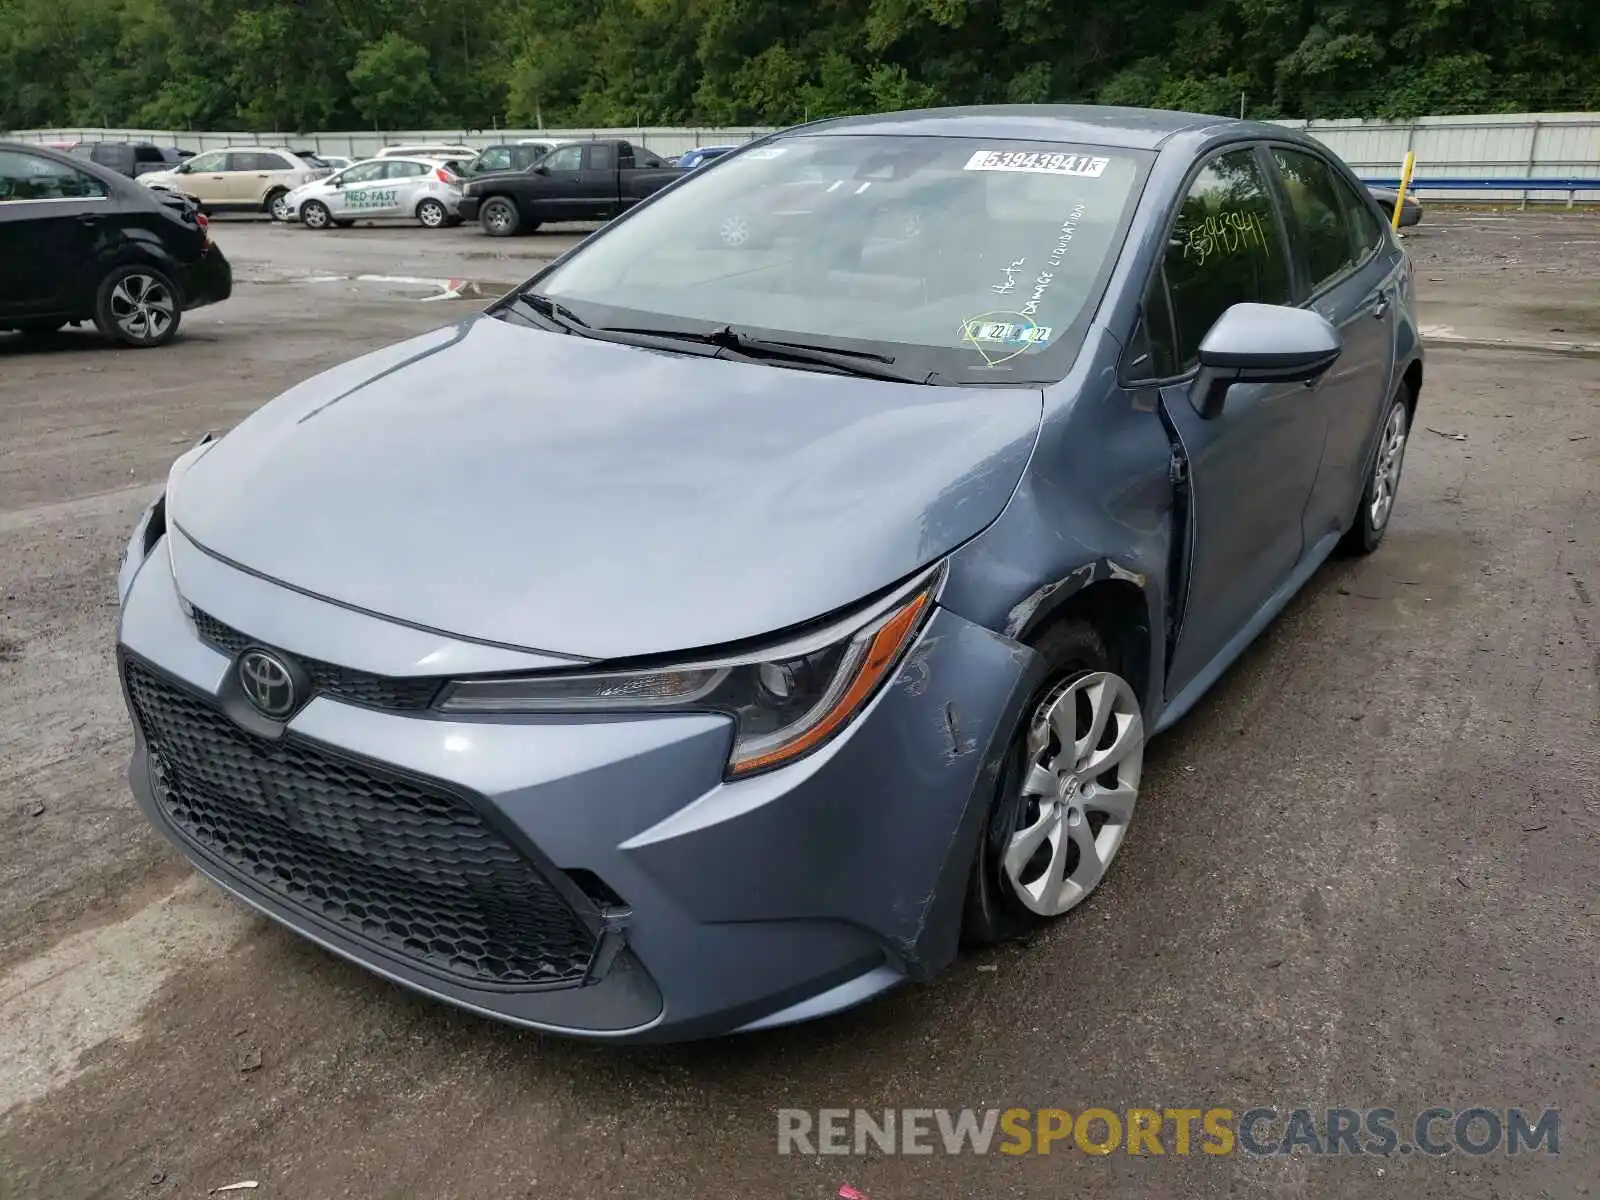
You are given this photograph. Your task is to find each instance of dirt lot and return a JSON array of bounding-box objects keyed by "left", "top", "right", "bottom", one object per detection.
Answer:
[{"left": 1, "top": 211, "right": 1596, "bottom": 1199}]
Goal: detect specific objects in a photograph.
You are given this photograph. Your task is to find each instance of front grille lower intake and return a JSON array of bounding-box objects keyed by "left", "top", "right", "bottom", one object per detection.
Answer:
[{"left": 124, "top": 657, "right": 600, "bottom": 989}]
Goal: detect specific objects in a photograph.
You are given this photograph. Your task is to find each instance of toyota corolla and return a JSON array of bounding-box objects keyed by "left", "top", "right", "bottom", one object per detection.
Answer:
[{"left": 116, "top": 106, "right": 1421, "bottom": 1042}]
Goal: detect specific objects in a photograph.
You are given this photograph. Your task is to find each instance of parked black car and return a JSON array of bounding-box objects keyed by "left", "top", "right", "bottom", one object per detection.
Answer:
[
  {"left": 67, "top": 142, "right": 189, "bottom": 178},
  {"left": 459, "top": 139, "right": 682, "bottom": 236},
  {"left": 0, "top": 142, "right": 231, "bottom": 347}
]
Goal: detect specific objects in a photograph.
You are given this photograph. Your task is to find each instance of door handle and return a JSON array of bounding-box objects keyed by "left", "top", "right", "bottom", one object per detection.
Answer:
[
  {"left": 1370, "top": 294, "right": 1391, "bottom": 320},
  {"left": 76, "top": 214, "right": 101, "bottom": 225}
]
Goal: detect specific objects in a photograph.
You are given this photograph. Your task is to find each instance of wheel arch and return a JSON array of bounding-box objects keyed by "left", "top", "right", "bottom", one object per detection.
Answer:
[{"left": 1003, "top": 562, "right": 1156, "bottom": 710}]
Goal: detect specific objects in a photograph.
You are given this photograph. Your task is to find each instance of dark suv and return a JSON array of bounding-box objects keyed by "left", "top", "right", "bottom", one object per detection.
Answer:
[{"left": 0, "top": 142, "right": 231, "bottom": 347}]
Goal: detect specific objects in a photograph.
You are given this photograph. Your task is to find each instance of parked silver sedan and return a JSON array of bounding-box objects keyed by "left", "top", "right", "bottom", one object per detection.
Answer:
[{"left": 283, "top": 157, "right": 463, "bottom": 229}]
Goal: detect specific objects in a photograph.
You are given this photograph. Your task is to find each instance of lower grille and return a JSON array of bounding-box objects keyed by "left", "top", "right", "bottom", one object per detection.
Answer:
[
  {"left": 124, "top": 657, "right": 598, "bottom": 989},
  {"left": 191, "top": 609, "right": 442, "bottom": 712}
]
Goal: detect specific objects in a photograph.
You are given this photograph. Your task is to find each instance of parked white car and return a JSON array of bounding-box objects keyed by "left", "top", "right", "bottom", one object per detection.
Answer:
[{"left": 283, "top": 156, "right": 464, "bottom": 229}]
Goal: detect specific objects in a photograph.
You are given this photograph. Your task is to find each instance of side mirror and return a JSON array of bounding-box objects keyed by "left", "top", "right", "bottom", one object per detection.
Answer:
[
  {"left": 1190, "top": 303, "right": 1341, "bottom": 419},
  {"left": 175, "top": 162, "right": 191, "bottom": 174},
  {"left": 533, "top": 164, "right": 549, "bottom": 175}
]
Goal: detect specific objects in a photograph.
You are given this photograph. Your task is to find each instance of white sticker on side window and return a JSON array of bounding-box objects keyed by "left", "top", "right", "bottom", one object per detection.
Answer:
[{"left": 963, "top": 150, "right": 1110, "bottom": 177}]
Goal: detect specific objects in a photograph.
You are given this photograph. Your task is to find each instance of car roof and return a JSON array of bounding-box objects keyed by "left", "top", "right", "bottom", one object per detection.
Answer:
[{"left": 791, "top": 104, "right": 1277, "bottom": 151}]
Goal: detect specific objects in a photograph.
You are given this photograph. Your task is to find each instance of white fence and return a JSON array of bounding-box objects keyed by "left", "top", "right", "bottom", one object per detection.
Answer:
[
  {"left": 3, "top": 126, "right": 777, "bottom": 160},
  {"left": 7, "top": 112, "right": 1598, "bottom": 201}
]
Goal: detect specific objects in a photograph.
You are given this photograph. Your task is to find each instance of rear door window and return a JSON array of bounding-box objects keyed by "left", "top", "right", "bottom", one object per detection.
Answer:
[
  {"left": 385, "top": 160, "right": 428, "bottom": 178},
  {"left": 1148, "top": 146, "right": 1294, "bottom": 376},
  {"left": 587, "top": 144, "right": 616, "bottom": 171},
  {"left": 1269, "top": 147, "right": 1358, "bottom": 294}
]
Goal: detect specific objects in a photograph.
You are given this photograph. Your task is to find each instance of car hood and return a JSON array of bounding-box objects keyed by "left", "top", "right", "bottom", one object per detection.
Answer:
[{"left": 171, "top": 315, "right": 1043, "bottom": 660}]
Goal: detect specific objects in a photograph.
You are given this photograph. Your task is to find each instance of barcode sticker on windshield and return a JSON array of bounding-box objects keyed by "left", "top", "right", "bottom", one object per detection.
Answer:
[{"left": 963, "top": 150, "right": 1110, "bottom": 177}]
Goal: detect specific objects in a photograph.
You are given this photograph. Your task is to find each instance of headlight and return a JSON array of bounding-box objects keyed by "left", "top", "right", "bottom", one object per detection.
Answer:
[{"left": 437, "top": 570, "right": 940, "bottom": 776}]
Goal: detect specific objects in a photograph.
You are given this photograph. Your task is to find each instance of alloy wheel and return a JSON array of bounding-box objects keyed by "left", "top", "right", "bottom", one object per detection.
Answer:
[
  {"left": 269, "top": 192, "right": 291, "bottom": 221},
  {"left": 109, "top": 273, "right": 176, "bottom": 344},
  {"left": 1369, "top": 402, "right": 1409, "bottom": 531},
  {"left": 1003, "top": 671, "right": 1145, "bottom": 916},
  {"left": 484, "top": 201, "right": 514, "bottom": 234},
  {"left": 302, "top": 201, "right": 330, "bottom": 230},
  {"left": 418, "top": 200, "right": 446, "bottom": 227}
]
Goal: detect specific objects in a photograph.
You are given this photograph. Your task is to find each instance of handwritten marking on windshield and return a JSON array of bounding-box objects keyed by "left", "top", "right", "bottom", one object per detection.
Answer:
[
  {"left": 1182, "top": 210, "right": 1272, "bottom": 265},
  {"left": 991, "top": 259, "right": 1026, "bottom": 295},
  {"left": 1047, "top": 203, "right": 1087, "bottom": 267},
  {"left": 1021, "top": 271, "right": 1054, "bottom": 318}
]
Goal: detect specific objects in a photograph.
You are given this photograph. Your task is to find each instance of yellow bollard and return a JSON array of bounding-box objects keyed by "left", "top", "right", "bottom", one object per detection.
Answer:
[{"left": 1391, "top": 151, "right": 1416, "bottom": 231}]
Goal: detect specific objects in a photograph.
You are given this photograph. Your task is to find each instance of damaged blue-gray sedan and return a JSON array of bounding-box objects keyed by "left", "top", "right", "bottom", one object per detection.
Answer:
[{"left": 116, "top": 105, "right": 1422, "bottom": 1042}]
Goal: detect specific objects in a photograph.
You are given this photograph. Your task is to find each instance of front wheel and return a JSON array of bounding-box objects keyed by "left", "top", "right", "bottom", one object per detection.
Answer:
[
  {"left": 93, "top": 265, "right": 181, "bottom": 348},
  {"left": 266, "top": 188, "right": 291, "bottom": 222},
  {"left": 1339, "top": 386, "right": 1411, "bottom": 556},
  {"left": 300, "top": 200, "right": 332, "bottom": 230},
  {"left": 479, "top": 197, "right": 520, "bottom": 237},
  {"left": 963, "top": 619, "right": 1146, "bottom": 945},
  {"left": 416, "top": 198, "right": 448, "bottom": 228}
]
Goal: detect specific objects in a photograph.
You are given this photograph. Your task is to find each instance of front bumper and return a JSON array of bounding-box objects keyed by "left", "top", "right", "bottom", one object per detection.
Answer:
[
  {"left": 458, "top": 195, "right": 482, "bottom": 222},
  {"left": 178, "top": 247, "right": 232, "bottom": 311},
  {"left": 117, "top": 529, "right": 1038, "bottom": 1041}
]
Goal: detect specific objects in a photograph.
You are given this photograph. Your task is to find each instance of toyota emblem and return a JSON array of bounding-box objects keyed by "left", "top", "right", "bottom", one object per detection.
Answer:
[{"left": 238, "top": 648, "right": 298, "bottom": 718}]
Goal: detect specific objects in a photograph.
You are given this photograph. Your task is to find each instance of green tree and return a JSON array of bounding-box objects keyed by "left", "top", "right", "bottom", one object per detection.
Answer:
[{"left": 348, "top": 32, "right": 442, "bottom": 128}]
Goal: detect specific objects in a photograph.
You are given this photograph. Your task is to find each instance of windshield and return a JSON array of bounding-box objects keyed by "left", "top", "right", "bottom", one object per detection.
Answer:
[{"left": 530, "top": 134, "right": 1149, "bottom": 384}]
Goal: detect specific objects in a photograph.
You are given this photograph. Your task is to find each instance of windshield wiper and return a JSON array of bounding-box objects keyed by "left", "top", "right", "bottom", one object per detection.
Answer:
[
  {"left": 509, "top": 293, "right": 590, "bottom": 334},
  {"left": 599, "top": 324, "right": 934, "bottom": 383}
]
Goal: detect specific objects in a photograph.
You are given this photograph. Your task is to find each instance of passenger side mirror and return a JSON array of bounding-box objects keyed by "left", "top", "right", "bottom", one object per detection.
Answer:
[
  {"left": 1190, "top": 303, "right": 1341, "bottom": 420},
  {"left": 533, "top": 164, "right": 549, "bottom": 175}
]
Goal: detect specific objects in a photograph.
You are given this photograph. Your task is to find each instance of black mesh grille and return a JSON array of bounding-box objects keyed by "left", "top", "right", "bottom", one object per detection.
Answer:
[
  {"left": 125, "top": 658, "right": 598, "bottom": 988},
  {"left": 192, "top": 610, "right": 442, "bottom": 712}
]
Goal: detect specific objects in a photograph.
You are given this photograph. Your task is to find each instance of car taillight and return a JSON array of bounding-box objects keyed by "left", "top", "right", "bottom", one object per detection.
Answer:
[
  {"left": 436, "top": 167, "right": 456, "bottom": 183},
  {"left": 196, "top": 212, "right": 211, "bottom": 242}
]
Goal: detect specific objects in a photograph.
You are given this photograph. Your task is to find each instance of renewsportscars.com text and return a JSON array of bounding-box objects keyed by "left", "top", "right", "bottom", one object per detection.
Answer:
[{"left": 777, "top": 1106, "right": 1560, "bottom": 1157}]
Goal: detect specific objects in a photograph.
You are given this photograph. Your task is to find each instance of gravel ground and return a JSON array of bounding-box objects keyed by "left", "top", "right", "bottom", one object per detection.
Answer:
[{"left": 0, "top": 210, "right": 1595, "bottom": 1199}]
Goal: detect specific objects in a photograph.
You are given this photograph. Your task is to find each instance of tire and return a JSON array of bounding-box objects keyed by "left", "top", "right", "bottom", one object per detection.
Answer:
[
  {"left": 265, "top": 188, "right": 291, "bottom": 222},
  {"left": 93, "top": 265, "right": 181, "bottom": 348},
  {"left": 963, "top": 619, "right": 1146, "bottom": 945},
  {"left": 301, "top": 200, "right": 332, "bottom": 231},
  {"left": 479, "top": 196, "right": 520, "bottom": 237},
  {"left": 416, "top": 198, "right": 448, "bottom": 228},
  {"left": 1338, "top": 384, "right": 1412, "bottom": 556}
]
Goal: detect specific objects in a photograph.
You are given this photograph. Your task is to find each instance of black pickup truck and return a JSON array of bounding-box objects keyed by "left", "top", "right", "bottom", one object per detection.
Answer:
[{"left": 458, "top": 140, "right": 683, "bottom": 236}]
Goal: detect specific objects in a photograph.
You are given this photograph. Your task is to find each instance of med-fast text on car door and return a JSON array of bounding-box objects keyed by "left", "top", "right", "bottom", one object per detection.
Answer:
[
  {"left": 1148, "top": 145, "right": 1328, "bottom": 699},
  {"left": 328, "top": 160, "right": 389, "bottom": 217},
  {"left": 1266, "top": 145, "right": 1401, "bottom": 548}
]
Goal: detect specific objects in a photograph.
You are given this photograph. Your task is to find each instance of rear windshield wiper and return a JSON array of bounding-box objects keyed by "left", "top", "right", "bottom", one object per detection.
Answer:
[{"left": 598, "top": 323, "right": 934, "bottom": 384}]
